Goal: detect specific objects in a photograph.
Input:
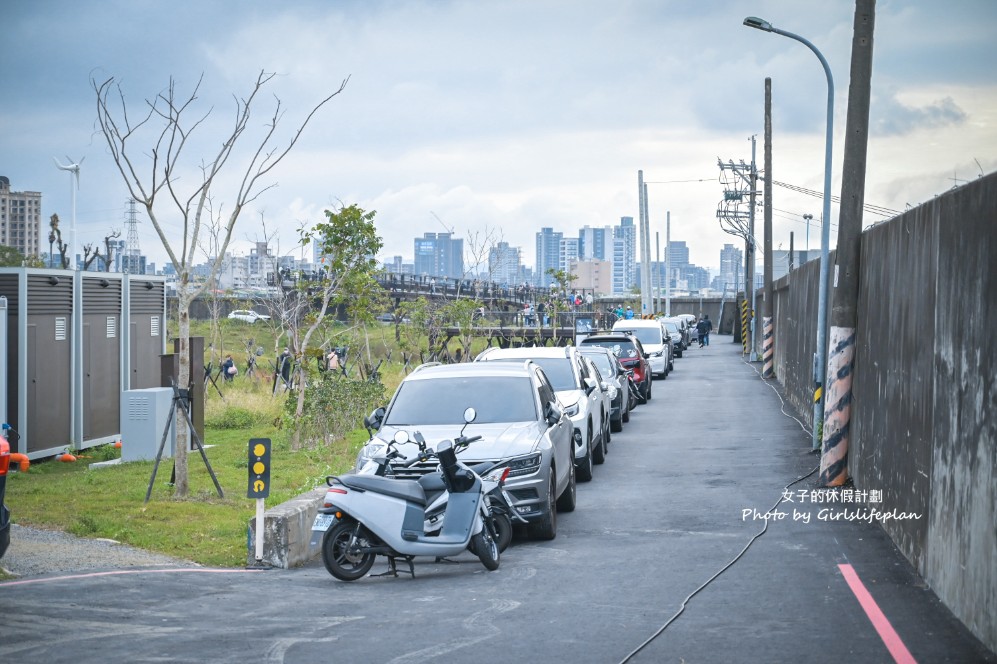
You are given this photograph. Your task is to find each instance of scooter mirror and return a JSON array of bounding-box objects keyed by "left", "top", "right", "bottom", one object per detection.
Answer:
[
  {"left": 393, "top": 430, "right": 410, "bottom": 444},
  {"left": 463, "top": 407, "right": 477, "bottom": 424}
]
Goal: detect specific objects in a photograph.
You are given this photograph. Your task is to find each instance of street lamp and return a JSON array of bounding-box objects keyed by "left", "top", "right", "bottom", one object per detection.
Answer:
[
  {"left": 803, "top": 213, "right": 813, "bottom": 253},
  {"left": 744, "top": 16, "right": 834, "bottom": 451}
]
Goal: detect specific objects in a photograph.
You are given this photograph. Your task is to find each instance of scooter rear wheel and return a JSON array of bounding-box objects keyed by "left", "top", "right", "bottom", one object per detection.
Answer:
[{"left": 322, "top": 522, "right": 376, "bottom": 581}]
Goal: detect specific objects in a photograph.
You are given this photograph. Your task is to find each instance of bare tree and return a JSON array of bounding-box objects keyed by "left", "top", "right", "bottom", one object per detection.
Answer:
[
  {"left": 94, "top": 71, "right": 348, "bottom": 497},
  {"left": 102, "top": 230, "right": 122, "bottom": 272}
]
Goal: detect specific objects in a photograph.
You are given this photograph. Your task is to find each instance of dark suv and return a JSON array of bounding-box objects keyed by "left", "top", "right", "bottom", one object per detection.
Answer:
[{"left": 579, "top": 331, "right": 653, "bottom": 404}]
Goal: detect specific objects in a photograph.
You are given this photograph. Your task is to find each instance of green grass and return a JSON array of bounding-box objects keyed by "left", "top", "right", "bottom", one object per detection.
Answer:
[{"left": 2, "top": 315, "right": 480, "bottom": 569}]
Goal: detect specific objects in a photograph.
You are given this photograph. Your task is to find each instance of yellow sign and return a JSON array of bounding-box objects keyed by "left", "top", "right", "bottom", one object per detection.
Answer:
[{"left": 247, "top": 438, "right": 272, "bottom": 499}]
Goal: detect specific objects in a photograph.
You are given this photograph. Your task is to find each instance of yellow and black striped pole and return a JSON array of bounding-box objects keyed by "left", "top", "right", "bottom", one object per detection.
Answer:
[{"left": 740, "top": 300, "right": 749, "bottom": 355}]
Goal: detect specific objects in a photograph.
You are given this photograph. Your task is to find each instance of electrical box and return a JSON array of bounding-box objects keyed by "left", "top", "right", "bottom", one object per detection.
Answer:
[{"left": 120, "top": 387, "right": 175, "bottom": 462}]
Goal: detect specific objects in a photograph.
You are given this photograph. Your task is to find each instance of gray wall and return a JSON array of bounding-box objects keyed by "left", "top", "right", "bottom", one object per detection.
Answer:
[{"left": 768, "top": 172, "right": 996, "bottom": 651}]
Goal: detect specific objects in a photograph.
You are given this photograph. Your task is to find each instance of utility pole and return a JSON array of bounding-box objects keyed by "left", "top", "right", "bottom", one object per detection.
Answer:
[
  {"left": 655, "top": 231, "right": 661, "bottom": 315},
  {"left": 642, "top": 182, "right": 653, "bottom": 316},
  {"left": 665, "top": 212, "right": 671, "bottom": 316},
  {"left": 821, "top": 0, "right": 876, "bottom": 487},
  {"left": 789, "top": 231, "right": 795, "bottom": 272},
  {"left": 637, "top": 170, "right": 649, "bottom": 314},
  {"left": 747, "top": 135, "right": 758, "bottom": 361},
  {"left": 762, "top": 78, "right": 775, "bottom": 378}
]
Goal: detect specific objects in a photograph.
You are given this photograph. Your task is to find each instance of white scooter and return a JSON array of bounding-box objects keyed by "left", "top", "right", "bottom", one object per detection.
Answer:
[
  {"left": 311, "top": 408, "right": 500, "bottom": 581},
  {"left": 356, "top": 428, "right": 523, "bottom": 553}
]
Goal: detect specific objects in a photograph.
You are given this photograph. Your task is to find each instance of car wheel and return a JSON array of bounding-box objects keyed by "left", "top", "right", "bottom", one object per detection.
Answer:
[
  {"left": 637, "top": 381, "right": 648, "bottom": 405},
  {"left": 646, "top": 377, "right": 653, "bottom": 401},
  {"left": 604, "top": 411, "right": 611, "bottom": 446},
  {"left": 611, "top": 414, "right": 623, "bottom": 432},
  {"left": 593, "top": 421, "right": 606, "bottom": 465},
  {"left": 555, "top": 461, "right": 576, "bottom": 513},
  {"left": 622, "top": 398, "right": 631, "bottom": 422},
  {"left": 529, "top": 470, "right": 558, "bottom": 540},
  {"left": 576, "top": 428, "right": 594, "bottom": 482},
  {"left": 669, "top": 359, "right": 674, "bottom": 372}
]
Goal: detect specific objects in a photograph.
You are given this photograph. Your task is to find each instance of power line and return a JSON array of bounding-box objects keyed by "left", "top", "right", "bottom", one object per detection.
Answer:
[{"left": 764, "top": 177, "right": 900, "bottom": 218}]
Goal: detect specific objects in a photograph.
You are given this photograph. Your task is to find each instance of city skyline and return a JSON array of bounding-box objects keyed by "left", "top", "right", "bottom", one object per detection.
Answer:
[{"left": 3, "top": 2, "right": 994, "bottom": 275}]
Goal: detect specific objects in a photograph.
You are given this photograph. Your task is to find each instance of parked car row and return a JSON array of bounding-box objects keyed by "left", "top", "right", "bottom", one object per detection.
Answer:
[{"left": 354, "top": 335, "right": 662, "bottom": 544}]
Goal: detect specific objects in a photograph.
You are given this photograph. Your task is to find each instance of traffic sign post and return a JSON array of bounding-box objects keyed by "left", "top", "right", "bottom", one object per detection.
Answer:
[{"left": 247, "top": 438, "right": 271, "bottom": 567}]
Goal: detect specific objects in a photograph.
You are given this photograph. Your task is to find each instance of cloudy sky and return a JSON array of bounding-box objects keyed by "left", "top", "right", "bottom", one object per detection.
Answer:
[{"left": 2, "top": 0, "right": 995, "bottom": 275}]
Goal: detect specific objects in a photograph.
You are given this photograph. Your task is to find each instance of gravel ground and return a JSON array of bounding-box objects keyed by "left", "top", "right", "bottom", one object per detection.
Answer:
[{"left": 1, "top": 524, "right": 197, "bottom": 577}]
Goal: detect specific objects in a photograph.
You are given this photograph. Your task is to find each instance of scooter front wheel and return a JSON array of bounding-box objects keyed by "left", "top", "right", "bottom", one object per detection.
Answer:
[
  {"left": 322, "top": 522, "right": 376, "bottom": 581},
  {"left": 491, "top": 512, "right": 513, "bottom": 553},
  {"left": 471, "top": 530, "right": 500, "bottom": 571}
]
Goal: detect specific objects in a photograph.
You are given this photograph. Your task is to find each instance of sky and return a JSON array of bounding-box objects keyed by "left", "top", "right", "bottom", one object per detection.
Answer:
[{"left": 2, "top": 0, "right": 995, "bottom": 276}]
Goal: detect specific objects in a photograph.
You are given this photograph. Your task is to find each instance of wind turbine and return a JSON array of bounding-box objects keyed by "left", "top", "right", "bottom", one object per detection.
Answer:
[{"left": 53, "top": 155, "right": 84, "bottom": 270}]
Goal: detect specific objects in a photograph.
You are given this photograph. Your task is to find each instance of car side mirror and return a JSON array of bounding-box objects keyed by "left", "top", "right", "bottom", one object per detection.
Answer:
[
  {"left": 364, "top": 406, "right": 386, "bottom": 432},
  {"left": 584, "top": 377, "right": 597, "bottom": 395},
  {"left": 545, "top": 402, "right": 563, "bottom": 426}
]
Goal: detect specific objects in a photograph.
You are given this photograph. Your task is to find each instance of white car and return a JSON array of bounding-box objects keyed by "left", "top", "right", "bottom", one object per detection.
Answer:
[
  {"left": 228, "top": 309, "right": 271, "bottom": 323},
  {"left": 476, "top": 346, "right": 608, "bottom": 482},
  {"left": 612, "top": 319, "right": 673, "bottom": 377}
]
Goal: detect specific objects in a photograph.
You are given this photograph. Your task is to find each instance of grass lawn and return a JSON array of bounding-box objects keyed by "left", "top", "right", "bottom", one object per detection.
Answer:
[{"left": 3, "top": 314, "right": 414, "bottom": 570}]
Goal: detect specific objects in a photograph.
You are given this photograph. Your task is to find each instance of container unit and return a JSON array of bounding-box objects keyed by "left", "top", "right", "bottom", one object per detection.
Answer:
[
  {"left": 0, "top": 269, "right": 167, "bottom": 459},
  {"left": 0, "top": 269, "right": 74, "bottom": 458},
  {"left": 78, "top": 274, "right": 124, "bottom": 448},
  {"left": 123, "top": 276, "right": 167, "bottom": 391}
]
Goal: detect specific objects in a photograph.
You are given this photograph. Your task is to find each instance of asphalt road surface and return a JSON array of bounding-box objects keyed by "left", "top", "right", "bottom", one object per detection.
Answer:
[{"left": 1, "top": 338, "right": 993, "bottom": 663}]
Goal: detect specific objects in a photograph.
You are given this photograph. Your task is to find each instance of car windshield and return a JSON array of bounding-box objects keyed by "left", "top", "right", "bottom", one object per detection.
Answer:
[
  {"left": 486, "top": 357, "right": 576, "bottom": 391},
  {"left": 581, "top": 352, "right": 615, "bottom": 377},
  {"left": 582, "top": 339, "right": 640, "bottom": 360},
  {"left": 385, "top": 376, "right": 537, "bottom": 425},
  {"left": 663, "top": 322, "right": 679, "bottom": 333},
  {"left": 614, "top": 327, "right": 662, "bottom": 346}
]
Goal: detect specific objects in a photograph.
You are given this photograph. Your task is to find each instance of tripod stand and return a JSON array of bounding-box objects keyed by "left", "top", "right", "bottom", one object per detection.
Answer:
[{"left": 144, "top": 379, "right": 225, "bottom": 504}]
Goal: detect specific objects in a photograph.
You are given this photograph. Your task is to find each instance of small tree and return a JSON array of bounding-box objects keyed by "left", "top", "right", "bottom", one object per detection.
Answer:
[
  {"left": 285, "top": 203, "right": 382, "bottom": 449},
  {"left": 94, "top": 71, "right": 348, "bottom": 495}
]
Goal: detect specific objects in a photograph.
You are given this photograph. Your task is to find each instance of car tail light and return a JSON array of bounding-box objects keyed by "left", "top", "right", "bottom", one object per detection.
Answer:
[{"left": 0, "top": 437, "right": 9, "bottom": 476}]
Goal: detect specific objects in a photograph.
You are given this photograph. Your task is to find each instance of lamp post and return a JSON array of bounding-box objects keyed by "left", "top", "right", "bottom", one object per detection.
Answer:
[
  {"left": 803, "top": 213, "right": 813, "bottom": 254},
  {"left": 744, "top": 16, "right": 834, "bottom": 451}
]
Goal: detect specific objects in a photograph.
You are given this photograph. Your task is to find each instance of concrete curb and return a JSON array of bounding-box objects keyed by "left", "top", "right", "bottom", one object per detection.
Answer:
[{"left": 246, "top": 487, "right": 326, "bottom": 568}]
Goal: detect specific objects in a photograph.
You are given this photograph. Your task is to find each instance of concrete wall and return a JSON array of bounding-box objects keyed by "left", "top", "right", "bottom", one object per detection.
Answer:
[{"left": 769, "top": 172, "right": 996, "bottom": 651}]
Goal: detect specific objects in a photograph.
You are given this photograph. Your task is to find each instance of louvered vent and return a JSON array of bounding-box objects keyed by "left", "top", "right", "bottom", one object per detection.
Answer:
[
  {"left": 128, "top": 395, "right": 151, "bottom": 420},
  {"left": 151, "top": 316, "right": 160, "bottom": 336},
  {"left": 55, "top": 317, "right": 67, "bottom": 341},
  {"left": 107, "top": 316, "right": 117, "bottom": 338}
]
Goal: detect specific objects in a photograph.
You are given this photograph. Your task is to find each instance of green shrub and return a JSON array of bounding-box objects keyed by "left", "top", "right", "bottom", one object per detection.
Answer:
[{"left": 286, "top": 374, "right": 386, "bottom": 447}]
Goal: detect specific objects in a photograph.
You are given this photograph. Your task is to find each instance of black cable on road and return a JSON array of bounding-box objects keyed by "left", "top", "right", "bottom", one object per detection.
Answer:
[{"left": 618, "top": 357, "right": 819, "bottom": 664}]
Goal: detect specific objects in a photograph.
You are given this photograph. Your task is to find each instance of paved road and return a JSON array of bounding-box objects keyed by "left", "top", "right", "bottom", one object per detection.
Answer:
[{"left": 0, "top": 337, "right": 993, "bottom": 663}]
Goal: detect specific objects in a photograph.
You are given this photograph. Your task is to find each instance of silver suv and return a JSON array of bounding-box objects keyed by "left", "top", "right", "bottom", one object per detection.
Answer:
[
  {"left": 358, "top": 361, "right": 576, "bottom": 540},
  {"left": 475, "top": 346, "right": 608, "bottom": 482}
]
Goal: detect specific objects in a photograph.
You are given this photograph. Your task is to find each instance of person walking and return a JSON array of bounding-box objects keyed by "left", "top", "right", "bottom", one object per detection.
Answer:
[{"left": 697, "top": 315, "right": 713, "bottom": 347}]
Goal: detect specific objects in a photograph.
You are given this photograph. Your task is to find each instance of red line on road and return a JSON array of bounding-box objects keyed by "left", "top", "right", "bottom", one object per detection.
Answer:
[
  {"left": 838, "top": 563, "right": 917, "bottom": 664},
  {"left": 0, "top": 567, "right": 263, "bottom": 588}
]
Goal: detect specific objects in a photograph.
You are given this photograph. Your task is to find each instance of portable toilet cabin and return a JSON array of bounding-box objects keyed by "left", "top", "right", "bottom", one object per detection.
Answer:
[
  {"left": 78, "top": 272, "right": 125, "bottom": 448},
  {"left": 0, "top": 268, "right": 166, "bottom": 459},
  {"left": 123, "top": 275, "right": 168, "bottom": 391}
]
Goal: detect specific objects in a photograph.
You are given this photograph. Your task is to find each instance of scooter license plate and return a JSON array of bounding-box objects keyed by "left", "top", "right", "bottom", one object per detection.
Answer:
[{"left": 312, "top": 513, "right": 335, "bottom": 531}]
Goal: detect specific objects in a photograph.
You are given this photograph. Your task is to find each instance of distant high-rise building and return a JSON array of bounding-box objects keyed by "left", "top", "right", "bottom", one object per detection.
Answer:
[
  {"left": 559, "top": 237, "right": 579, "bottom": 274},
  {"left": 579, "top": 225, "right": 612, "bottom": 261},
  {"left": 668, "top": 240, "right": 690, "bottom": 270},
  {"left": 570, "top": 258, "right": 612, "bottom": 296},
  {"left": 535, "top": 227, "right": 562, "bottom": 286},
  {"left": 414, "top": 232, "right": 464, "bottom": 279},
  {"left": 488, "top": 241, "right": 521, "bottom": 286},
  {"left": 0, "top": 176, "right": 42, "bottom": 260},
  {"left": 720, "top": 244, "right": 743, "bottom": 291},
  {"left": 611, "top": 217, "right": 636, "bottom": 295}
]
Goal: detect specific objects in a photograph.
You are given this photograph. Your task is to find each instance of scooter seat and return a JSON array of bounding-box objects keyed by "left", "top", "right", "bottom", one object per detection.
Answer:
[{"left": 338, "top": 474, "right": 428, "bottom": 506}]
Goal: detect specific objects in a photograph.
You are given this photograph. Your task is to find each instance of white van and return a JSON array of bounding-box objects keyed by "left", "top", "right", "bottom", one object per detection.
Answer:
[{"left": 612, "top": 319, "right": 672, "bottom": 378}]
